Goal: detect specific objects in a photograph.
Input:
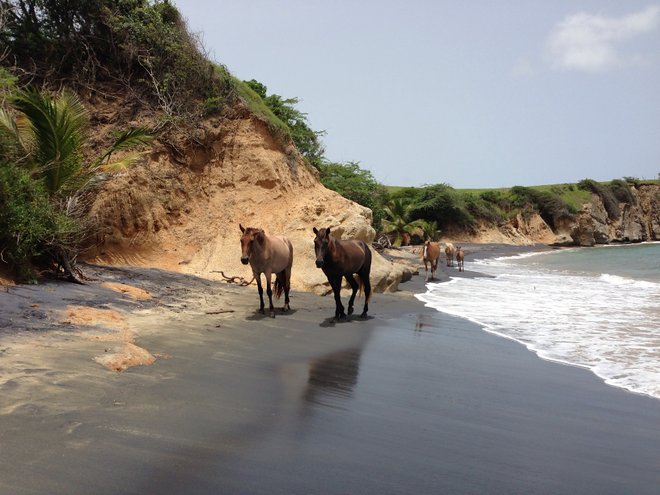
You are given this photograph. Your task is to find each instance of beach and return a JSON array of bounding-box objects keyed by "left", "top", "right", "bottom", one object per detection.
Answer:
[{"left": 1, "top": 244, "right": 659, "bottom": 494}]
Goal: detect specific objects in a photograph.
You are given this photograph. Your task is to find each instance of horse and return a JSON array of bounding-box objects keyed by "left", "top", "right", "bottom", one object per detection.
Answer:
[
  {"left": 239, "top": 224, "right": 293, "bottom": 316},
  {"left": 456, "top": 246, "right": 465, "bottom": 272},
  {"left": 444, "top": 242, "right": 455, "bottom": 267},
  {"left": 422, "top": 241, "right": 441, "bottom": 281},
  {"left": 312, "top": 227, "right": 372, "bottom": 319}
]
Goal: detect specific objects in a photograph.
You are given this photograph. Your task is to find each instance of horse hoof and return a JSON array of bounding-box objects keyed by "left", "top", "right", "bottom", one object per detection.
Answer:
[{"left": 360, "top": 312, "right": 368, "bottom": 318}]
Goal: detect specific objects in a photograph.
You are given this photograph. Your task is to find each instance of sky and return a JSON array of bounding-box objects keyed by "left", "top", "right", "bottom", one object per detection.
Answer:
[{"left": 173, "top": 0, "right": 660, "bottom": 188}]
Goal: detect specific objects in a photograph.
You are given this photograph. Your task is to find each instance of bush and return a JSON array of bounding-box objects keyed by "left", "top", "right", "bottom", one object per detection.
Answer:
[
  {"left": 408, "top": 184, "right": 476, "bottom": 229},
  {"left": 510, "top": 186, "right": 575, "bottom": 229},
  {"left": 577, "top": 179, "right": 620, "bottom": 220},
  {"left": 2, "top": 1, "right": 231, "bottom": 116},
  {"left": 609, "top": 179, "right": 636, "bottom": 205},
  {"left": 319, "top": 161, "right": 388, "bottom": 230},
  {"left": 0, "top": 163, "right": 77, "bottom": 282}
]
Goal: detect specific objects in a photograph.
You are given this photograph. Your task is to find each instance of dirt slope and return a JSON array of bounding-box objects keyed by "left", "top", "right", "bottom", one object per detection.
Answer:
[{"left": 85, "top": 113, "right": 408, "bottom": 292}]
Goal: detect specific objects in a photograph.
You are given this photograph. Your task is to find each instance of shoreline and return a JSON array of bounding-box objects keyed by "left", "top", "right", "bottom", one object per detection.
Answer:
[{"left": 2, "top": 243, "right": 660, "bottom": 493}]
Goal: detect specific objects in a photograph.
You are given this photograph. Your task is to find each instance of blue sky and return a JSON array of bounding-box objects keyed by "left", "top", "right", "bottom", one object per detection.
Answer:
[{"left": 174, "top": 1, "right": 660, "bottom": 188}]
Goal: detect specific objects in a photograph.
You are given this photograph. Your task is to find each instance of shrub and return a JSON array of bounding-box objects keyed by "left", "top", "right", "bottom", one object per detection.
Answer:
[
  {"left": 319, "top": 161, "right": 388, "bottom": 230},
  {"left": 609, "top": 179, "right": 636, "bottom": 205},
  {"left": 577, "top": 179, "right": 620, "bottom": 220},
  {"left": 408, "top": 184, "right": 476, "bottom": 229},
  {"left": 0, "top": 163, "right": 77, "bottom": 282},
  {"left": 510, "top": 186, "right": 575, "bottom": 229}
]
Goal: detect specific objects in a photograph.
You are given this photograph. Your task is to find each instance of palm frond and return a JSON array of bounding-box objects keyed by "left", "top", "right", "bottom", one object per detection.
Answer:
[
  {"left": 98, "top": 152, "right": 149, "bottom": 173},
  {"left": 95, "top": 127, "right": 153, "bottom": 166}
]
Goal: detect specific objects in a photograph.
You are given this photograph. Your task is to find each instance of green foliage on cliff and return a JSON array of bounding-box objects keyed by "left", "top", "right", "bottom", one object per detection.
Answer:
[
  {"left": 243, "top": 79, "right": 326, "bottom": 170},
  {"left": 1, "top": 0, "right": 232, "bottom": 117},
  {"left": 318, "top": 161, "right": 388, "bottom": 230}
]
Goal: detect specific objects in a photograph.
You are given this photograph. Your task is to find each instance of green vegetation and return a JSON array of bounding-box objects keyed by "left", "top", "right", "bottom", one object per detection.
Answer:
[
  {"left": 318, "top": 161, "right": 388, "bottom": 230},
  {"left": 1, "top": 0, "right": 230, "bottom": 116},
  {"left": 0, "top": 86, "right": 151, "bottom": 281},
  {"left": 243, "top": 79, "right": 325, "bottom": 169}
]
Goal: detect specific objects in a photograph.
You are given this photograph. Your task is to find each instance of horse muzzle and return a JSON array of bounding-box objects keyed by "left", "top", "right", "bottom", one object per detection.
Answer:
[
  {"left": 315, "top": 260, "right": 324, "bottom": 268},
  {"left": 240, "top": 256, "right": 249, "bottom": 265}
]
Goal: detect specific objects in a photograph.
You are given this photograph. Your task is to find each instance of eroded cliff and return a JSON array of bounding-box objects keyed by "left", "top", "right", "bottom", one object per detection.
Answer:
[{"left": 85, "top": 112, "right": 411, "bottom": 293}]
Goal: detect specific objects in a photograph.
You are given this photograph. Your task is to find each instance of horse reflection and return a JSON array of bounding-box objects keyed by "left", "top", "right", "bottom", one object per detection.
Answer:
[{"left": 304, "top": 348, "right": 362, "bottom": 407}]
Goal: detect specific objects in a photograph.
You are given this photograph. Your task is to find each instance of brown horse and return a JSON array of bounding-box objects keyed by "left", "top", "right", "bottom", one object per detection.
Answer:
[
  {"left": 456, "top": 246, "right": 465, "bottom": 272},
  {"left": 240, "top": 224, "right": 293, "bottom": 316},
  {"left": 444, "top": 242, "right": 455, "bottom": 267},
  {"left": 313, "top": 227, "right": 372, "bottom": 319},
  {"left": 422, "top": 241, "right": 441, "bottom": 281}
]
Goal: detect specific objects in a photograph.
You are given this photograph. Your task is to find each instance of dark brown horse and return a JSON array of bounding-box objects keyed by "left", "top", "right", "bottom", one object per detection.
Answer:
[
  {"left": 456, "top": 246, "right": 465, "bottom": 272},
  {"left": 422, "top": 241, "right": 441, "bottom": 281},
  {"left": 313, "top": 227, "right": 372, "bottom": 319},
  {"left": 240, "top": 224, "right": 293, "bottom": 316}
]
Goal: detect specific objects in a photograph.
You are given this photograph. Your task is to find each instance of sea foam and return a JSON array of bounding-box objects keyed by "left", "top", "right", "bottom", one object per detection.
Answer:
[{"left": 416, "top": 251, "right": 660, "bottom": 400}]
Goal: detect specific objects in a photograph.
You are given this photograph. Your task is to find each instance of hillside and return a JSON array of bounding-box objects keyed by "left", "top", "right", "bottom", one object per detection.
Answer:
[{"left": 82, "top": 100, "right": 410, "bottom": 292}]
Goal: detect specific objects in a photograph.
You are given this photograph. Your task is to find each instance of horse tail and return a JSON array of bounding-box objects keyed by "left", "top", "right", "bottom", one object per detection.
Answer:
[{"left": 274, "top": 272, "right": 284, "bottom": 299}]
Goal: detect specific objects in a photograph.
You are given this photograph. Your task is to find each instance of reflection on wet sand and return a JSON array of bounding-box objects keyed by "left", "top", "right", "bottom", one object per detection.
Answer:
[{"left": 304, "top": 348, "right": 362, "bottom": 408}]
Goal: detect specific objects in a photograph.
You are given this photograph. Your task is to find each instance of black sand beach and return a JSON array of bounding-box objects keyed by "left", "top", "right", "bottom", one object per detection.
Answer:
[{"left": 1, "top": 244, "right": 659, "bottom": 494}]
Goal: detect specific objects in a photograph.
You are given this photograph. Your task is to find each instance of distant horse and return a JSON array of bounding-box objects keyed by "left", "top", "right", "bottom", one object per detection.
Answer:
[
  {"left": 456, "top": 246, "right": 465, "bottom": 272},
  {"left": 313, "top": 227, "right": 372, "bottom": 319},
  {"left": 422, "top": 241, "right": 441, "bottom": 281},
  {"left": 445, "top": 242, "right": 455, "bottom": 267},
  {"left": 240, "top": 224, "right": 293, "bottom": 316}
]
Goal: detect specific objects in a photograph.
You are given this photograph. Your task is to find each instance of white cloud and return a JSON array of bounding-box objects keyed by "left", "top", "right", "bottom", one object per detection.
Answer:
[{"left": 547, "top": 5, "right": 660, "bottom": 72}]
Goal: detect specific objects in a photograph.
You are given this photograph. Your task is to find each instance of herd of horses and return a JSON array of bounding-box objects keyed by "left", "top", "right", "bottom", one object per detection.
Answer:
[
  {"left": 239, "top": 224, "right": 464, "bottom": 319},
  {"left": 422, "top": 241, "right": 464, "bottom": 281}
]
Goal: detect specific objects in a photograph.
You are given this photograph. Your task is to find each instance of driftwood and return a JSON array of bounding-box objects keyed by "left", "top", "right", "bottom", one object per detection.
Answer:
[{"left": 211, "top": 271, "right": 255, "bottom": 286}]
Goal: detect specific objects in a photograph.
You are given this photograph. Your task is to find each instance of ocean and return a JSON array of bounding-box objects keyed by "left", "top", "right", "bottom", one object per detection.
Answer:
[{"left": 416, "top": 243, "right": 660, "bottom": 400}]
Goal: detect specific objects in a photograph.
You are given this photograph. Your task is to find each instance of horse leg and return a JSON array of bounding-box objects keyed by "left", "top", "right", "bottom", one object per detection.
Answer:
[
  {"left": 431, "top": 260, "right": 437, "bottom": 280},
  {"left": 424, "top": 260, "right": 429, "bottom": 282},
  {"left": 345, "top": 274, "right": 359, "bottom": 315},
  {"left": 359, "top": 269, "right": 371, "bottom": 318},
  {"left": 279, "top": 269, "right": 291, "bottom": 312},
  {"left": 330, "top": 275, "right": 345, "bottom": 320},
  {"left": 256, "top": 274, "right": 265, "bottom": 314},
  {"left": 265, "top": 270, "right": 275, "bottom": 317}
]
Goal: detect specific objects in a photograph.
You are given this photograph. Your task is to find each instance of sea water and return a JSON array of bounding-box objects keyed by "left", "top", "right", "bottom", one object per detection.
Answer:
[{"left": 416, "top": 243, "right": 660, "bottom": 399}]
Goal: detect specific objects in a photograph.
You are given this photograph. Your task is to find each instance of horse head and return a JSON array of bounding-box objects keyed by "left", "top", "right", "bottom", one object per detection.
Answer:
[
  {"left": 239, "top": 224, "right": 265, "bottom": 265},
  {"left": 313, "top": 227, "right": 332, "bottom": 268}
]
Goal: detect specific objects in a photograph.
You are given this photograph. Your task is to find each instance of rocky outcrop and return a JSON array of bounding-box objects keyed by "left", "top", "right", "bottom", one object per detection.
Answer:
[
  {"left": 569, "top": 185, "right": 660, "bottom": 246},
  {"left": 85, "top": 115, "right": 411, "bottom": 293}
]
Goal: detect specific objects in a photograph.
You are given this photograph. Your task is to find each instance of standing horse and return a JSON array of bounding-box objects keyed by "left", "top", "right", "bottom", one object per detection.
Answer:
[
  {"left": 422, "top": 241, "right": 441, "bottom": 281},
  {"left": 456, "top": 246, "right": 465, "bottom": 272},
  {"left": 444, "top": 242, "right": 455, "bottom": 267},
  {"left": 240, "top": 224, "right": 293, "bottom": 316},
  {"left": 313, "top": 227, "right": 372, "bottom": 319}
]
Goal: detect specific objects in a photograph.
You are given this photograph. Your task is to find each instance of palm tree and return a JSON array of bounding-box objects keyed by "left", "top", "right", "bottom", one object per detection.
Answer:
[
  {"left": 0, "top": 87, "right": 153, "bottom": 282},
  {"left": 0, "top": 88, "right": 152, "bottom": 199},
  {"left": 381, "top": 198, "right": 430, "bottom": 246}
]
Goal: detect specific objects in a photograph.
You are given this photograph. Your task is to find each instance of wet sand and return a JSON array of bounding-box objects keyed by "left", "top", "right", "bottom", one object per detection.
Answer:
[{"left": 1, "top": 245, "right": 659, "bottom": 494}]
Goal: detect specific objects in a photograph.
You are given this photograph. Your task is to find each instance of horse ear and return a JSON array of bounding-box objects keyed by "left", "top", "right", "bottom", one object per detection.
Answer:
[
  {"left": 239, "top": 224, "right": 245, "bottom": 233},
  {"left": 313, "top": 227, "right": 318, "bottom": 235},
  {"left": 325, "top": 227, "right": 331, "bottom": 236}
]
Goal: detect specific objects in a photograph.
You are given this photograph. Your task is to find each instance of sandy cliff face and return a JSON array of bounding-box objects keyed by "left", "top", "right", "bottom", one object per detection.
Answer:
[{"left": 85, "top": 115, "right": 410, "bottom": 293}]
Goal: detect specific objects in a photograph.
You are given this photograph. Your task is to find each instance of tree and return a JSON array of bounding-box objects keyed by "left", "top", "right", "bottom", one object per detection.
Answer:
[
  {"left": 381, "top": 198, "right": 429, "bottom": 246},
  {"left": 0, "top": 87, "right": 152, "bottom": 281},
  {"left": 318, "top": 161, "right": 388, "bottom": 230}
]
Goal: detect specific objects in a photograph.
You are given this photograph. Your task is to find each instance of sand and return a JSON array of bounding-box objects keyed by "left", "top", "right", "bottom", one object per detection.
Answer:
[{"left": 1, "top": 244, "right": 659, "bottom": 494}]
